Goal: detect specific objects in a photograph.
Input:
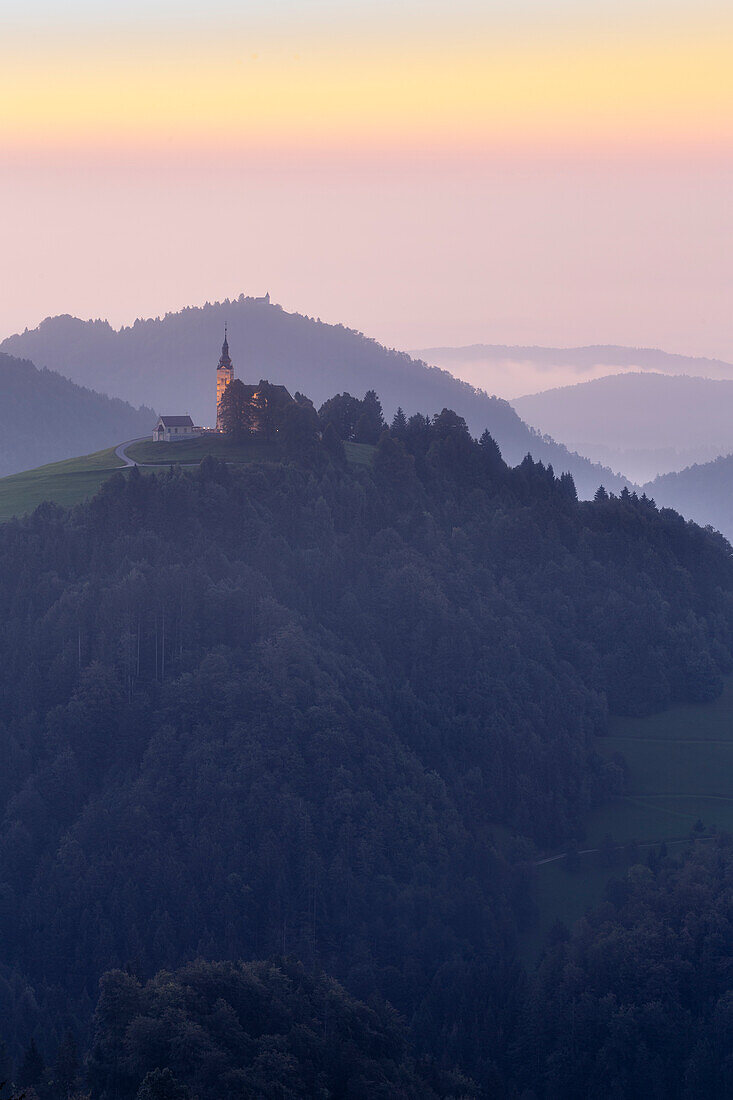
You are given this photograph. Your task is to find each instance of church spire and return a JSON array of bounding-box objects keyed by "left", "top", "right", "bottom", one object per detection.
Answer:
[
  {"left": 216, "top": 325, "right": 234, "bottom": 430},
  {"left": 218, "top": 324, "right": 232, "bottom": 369}
]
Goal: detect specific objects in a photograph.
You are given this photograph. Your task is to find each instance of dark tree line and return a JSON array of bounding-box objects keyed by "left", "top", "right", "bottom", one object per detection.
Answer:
[
  {"left": 1, "top": 296, "right": 633, "bottom": 498},
  {"left": 518, "top": 838, "right": 733, "bottom": 1099},
  {"left": 317, "top": 389, "right": 385, "bottom": 444},
  {"left": 87, "top": 958, "right": 472, "bottom": 1100},
  {"left": 0, "top": 392, "right": 731, "bottom": 1093}
]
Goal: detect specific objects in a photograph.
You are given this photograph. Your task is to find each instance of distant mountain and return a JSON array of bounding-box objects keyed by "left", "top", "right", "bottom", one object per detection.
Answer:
[
  {"left": 0, "top": 352, "right": 155, "bottom": 477},
  {"left": 0, "top": 296, "right": 630, "bottom": 498},
  {"left": 645, "top": 456, "right": 733, "bottom": 541},
  {"left": 512, "top": 372, "right": 733, "bottom": 482},
  {"left": 414, "top": 343, "right": 733, "bottom": 401}
]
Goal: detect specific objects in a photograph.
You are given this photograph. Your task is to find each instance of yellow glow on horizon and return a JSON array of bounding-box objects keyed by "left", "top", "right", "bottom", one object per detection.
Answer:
[{"left": 2, "top": 28, "right": 733, "bottom": 154}]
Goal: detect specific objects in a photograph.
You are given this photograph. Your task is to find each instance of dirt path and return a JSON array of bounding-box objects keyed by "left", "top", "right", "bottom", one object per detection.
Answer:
[{"left": 114, "top": 438, "right": 148, "bottom": 466}]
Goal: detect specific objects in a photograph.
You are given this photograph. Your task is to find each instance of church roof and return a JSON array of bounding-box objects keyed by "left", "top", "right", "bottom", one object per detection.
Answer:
[
  {"left": 157, "top": 415, "right": 194, "bottom": 427},
  {"left": 218, "top": 326, "right": 232, "bottom": 369}
]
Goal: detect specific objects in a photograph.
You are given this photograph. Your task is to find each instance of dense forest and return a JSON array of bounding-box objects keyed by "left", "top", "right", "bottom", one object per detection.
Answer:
[
  {"left": 1, "top": 396, "right": 732, "bottom": 1095},
  {"left": 0, "top": 297, "right": 630, "bottom": 497},
  {"left": 0, "top": 352, "right": 155, "bottom": 477}
]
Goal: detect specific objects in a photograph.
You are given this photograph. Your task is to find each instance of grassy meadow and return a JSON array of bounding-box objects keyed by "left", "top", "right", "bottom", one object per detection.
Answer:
[
  {"left": 0, "top": 437, "right": 376, "bottom": 523},
  {"left": 0, "top": 448, "right": 124, "bottom": 522},
  {"left": 127, "top": 436, "right": 375, "bottom": 467},
  {"left": 526, "top": 675, "right": 733, "bottom": 957},
  {"left": 126, "top": 435, "right": 282, "bottom": 464}
]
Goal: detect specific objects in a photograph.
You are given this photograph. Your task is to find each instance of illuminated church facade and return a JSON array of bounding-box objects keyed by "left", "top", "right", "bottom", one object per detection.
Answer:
[{"left": 216, "top": 327, "right": 234, "bottom": 430}]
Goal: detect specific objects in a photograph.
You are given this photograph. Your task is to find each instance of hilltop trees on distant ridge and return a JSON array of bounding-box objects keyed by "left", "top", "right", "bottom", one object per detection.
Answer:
[{"left": 0, "top": 296, "right": 632, "bottom": 497}]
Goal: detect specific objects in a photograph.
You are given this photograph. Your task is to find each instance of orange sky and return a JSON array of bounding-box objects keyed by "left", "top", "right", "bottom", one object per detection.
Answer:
[{"left": 3, "top": 21, "right": 733, "bottom": 155}]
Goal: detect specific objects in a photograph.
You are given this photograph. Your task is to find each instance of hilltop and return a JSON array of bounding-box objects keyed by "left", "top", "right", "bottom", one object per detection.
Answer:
[
  {"left": 0, "top": 296, "right": 630, "bottom": 498},
  {"left": 0, "top": 352, "right": 155, "bottom": 477}
]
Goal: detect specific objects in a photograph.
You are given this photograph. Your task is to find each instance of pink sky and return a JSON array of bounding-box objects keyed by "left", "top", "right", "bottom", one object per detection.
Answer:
[
  {"left": 3, "top": 1, "right": 733, "bottom": 359},
  {"left": 4, "top": 153, "right": 732, "bottom": 362}
]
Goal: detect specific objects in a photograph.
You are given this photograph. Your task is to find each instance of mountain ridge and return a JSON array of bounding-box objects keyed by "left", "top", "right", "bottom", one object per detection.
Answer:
[
  {"left": 512, "top": 371, "right": 733, "bottom": 482},
  {"left": 645, "top": 454, "right": 733, "bottom": 541},
  {"left": 415, "top": 342, "right": 733, "bottom": 375},
  {"left": 0, "top": 295, "right": 631, "bottom": 498},
  {"left": 414, "top": 341, "right": 733, "bottom": 406},
  {"left": 0, "top": 351, "right": 155, "bottom": 477}
]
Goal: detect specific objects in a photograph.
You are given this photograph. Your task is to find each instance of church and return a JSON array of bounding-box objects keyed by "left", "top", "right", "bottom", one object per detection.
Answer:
[
  {"left": 216, "top": 327, "right": 234, "bottom": 430},
  {"left": 152, "top": 327, "right": 292, "bottom": 441},
  {"left": 152, "top": 329, "right": 233, "bottom": 441},
  {"left": 215, "top": 328, "right": 293, "bottom": 434}
]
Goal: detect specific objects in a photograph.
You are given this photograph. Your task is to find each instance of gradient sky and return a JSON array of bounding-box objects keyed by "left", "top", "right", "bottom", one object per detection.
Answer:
[{"left": 2, "top": 0, "right": 733, "bottom": 360}]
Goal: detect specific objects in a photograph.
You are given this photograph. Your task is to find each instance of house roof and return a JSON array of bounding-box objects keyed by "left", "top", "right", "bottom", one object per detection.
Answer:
[{"left": 157, "top": 415, "right": 194, "bottom": 427}]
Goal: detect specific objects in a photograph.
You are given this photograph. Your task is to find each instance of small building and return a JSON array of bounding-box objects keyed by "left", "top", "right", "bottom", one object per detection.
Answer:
[{"left": 153, "top": 415, "right": 201, "bottom": 442}]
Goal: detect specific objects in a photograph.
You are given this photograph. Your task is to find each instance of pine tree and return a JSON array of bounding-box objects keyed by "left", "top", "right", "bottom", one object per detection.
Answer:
[
  {"left": 391, "top": 407, "right": 407, "bottom": 438},
  {"left": 353, "top": 390, "right": 384, "bottom": 444}
]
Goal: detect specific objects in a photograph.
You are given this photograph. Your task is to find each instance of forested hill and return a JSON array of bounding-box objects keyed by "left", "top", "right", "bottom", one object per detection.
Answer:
[
  {"left": 1, "top": 409, "right": 732, "bottom": 1094},
  {"left": 0, "top": 296, "right": 629, "bottom": 497},
  {"left": 0, "top": 352, "right": 155, "bottom": 476},
  {"left": 513, "top": 372, "right": 733, "bottom": 482},
  {"left": 645, "top": 454, "right": 733, "bottom": 541}
]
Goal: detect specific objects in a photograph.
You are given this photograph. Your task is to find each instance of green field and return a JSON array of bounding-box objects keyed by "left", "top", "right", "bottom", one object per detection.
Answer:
[
  {"left": 591, "top": 677, "right": 733, "bottom": 843},
  {"left": 0, "top": 448, "right": 125, "bottom": 522},
  {"left": 525, "top": 676, "right": 733, "bottom": 957},
  {"left": 126, "top": 435, "right": 283, "bottom": 464},
  {"left": 127, "top": 436, "right": 375, "bottom": 467},
  {"left": 0, "top": 436, "right": 376, "bottom": 523},
  {"left": 344, "top": 441, "right": 376, "bottom": 467}
]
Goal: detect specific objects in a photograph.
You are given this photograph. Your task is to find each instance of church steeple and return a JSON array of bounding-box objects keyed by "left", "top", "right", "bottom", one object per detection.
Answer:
[
  {"left": 216, "top": 325, "right": 234, "bottom": 430},
  {"left": 218, "top": 324, "right": 232, "bottom": 369}
]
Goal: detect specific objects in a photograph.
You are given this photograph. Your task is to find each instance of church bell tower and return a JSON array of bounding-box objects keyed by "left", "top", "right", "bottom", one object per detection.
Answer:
[{"left": 216, "top": 326, "right": 234, "bottom": 430}]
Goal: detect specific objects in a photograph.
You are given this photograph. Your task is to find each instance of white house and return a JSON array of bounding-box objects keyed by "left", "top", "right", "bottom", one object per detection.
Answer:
[{"left": 153, "top": 415, "right": 202, "bottom": 442}]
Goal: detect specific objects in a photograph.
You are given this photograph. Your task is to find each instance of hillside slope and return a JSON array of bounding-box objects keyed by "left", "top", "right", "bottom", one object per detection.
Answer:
[
  {"left": 0, "top": 352, "right": 155, "bottom": 476},
  {"left": 513, "top": 372, "right": 733, "bottom": 481},
  {"left": 0, "top": 296, "right": 629, "bottom": 498},
  {"left": 1, "top": 416, "right": 732, "bottom": 1090},
  {"left": 645, "top": 454, "right": 733, "bottom": 541}
]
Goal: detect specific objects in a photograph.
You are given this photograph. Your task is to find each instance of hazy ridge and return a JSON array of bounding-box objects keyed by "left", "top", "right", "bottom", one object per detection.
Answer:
[
  {"left": 512, "top": 372, "right": 733, "bottom": 482},
  {"left": 416, "top": 342, "right": 733, "bottom": 401},
  {"left": 1, "top": 296, "right": 630, "bottom": 499},
  {"left": 0, "top": 351, "right": 155, "bottom": 477}
]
